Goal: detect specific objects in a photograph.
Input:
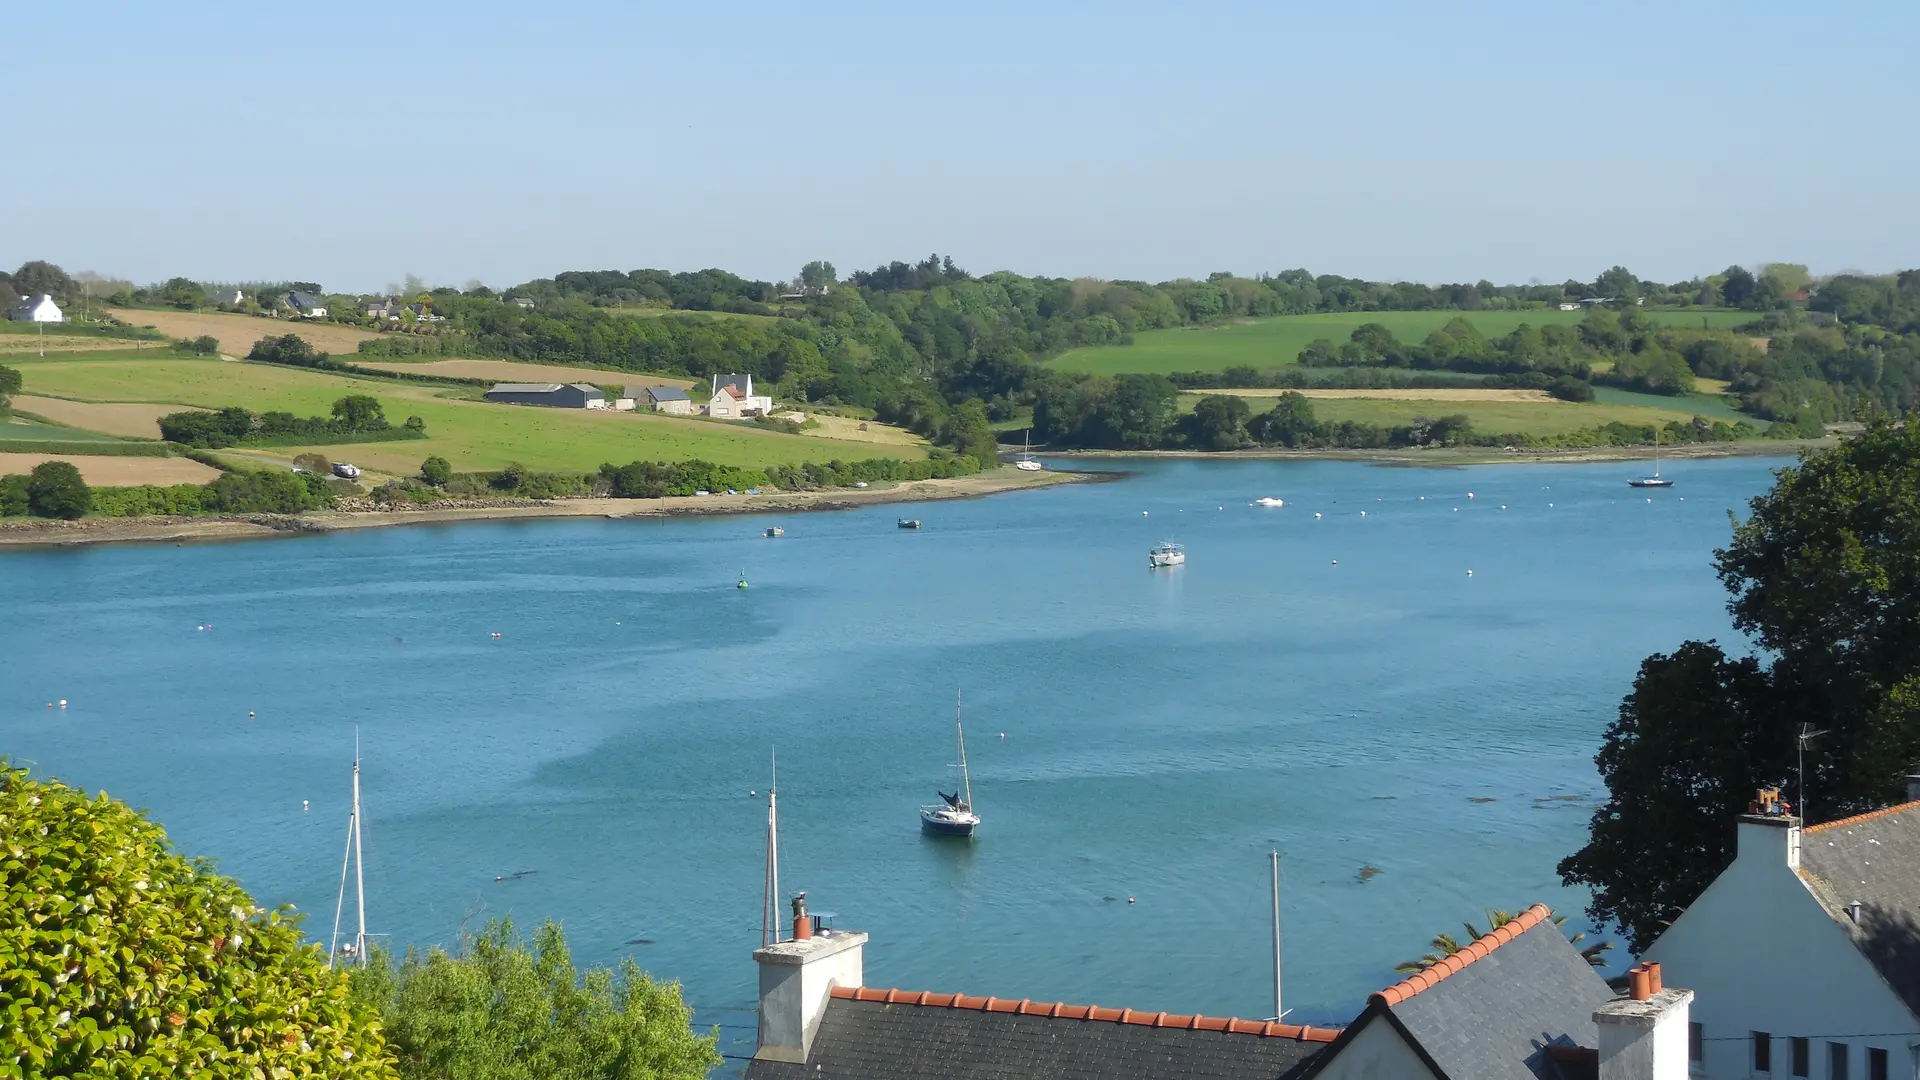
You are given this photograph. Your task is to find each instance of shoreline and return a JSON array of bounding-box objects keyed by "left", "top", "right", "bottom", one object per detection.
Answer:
[
  {"left": 0, "top": 467, "right": 1100, "bottom": 550},
  {"left": 1046, "top": 438, "right": 1829, "bottom": 467}
]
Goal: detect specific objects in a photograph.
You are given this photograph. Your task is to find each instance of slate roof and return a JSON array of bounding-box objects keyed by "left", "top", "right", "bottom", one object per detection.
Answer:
[
  {"left": 487, "top": 383, "right": 566, "bottom": 393},
  {"left": 714, "top": 373, "right": 752, "bottom": 395},
  {"left": 288, "top": 291, "right": 323, "bottom": 310},
  {"left": 1799, "top": 800, "right": 1920, "bottom": 1019},
  {"left": 645, "top": 385, "right": 690, "bottom": 401},
  {"left": 567, "top": 383, "right": 604, "bottom": 396},
  {"left": 743, "top": 988, "right": 1332, "bottom": 1080},
  {"left": 1303, "top": 904, "right": 1614, "bottom": 1080}
]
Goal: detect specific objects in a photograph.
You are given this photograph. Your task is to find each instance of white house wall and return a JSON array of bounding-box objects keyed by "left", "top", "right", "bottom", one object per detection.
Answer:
[
  {"left": 1643, "top": 836, "right": 1917, "bottom": 1079},
  {"left": 1311, "top": 1013, "right": 1440, "bottom": 1080}
]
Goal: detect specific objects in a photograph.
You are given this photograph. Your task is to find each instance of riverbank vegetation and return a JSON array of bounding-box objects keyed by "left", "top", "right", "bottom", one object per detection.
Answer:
[{"left": 157, "top": 395, "right": 424, "bottom": 449}]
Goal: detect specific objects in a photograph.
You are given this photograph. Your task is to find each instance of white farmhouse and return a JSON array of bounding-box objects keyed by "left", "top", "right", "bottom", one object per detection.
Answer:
[
  {"left": 1642, "top": 786, "right": 1920, "bottom": 1080},
  {"left": 707, "top": 373, "right": 773, "bottom": 419},
  {"left": 8, "top": 294, "right": 64, "bottom": 323}
]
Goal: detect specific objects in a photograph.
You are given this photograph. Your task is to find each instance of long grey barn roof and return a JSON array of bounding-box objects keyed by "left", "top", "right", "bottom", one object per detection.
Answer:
[
  {"left": 487, "top": 383, "right": 566, "bottom": 393},
  {"left": 1800, "top": 802, "right": 1920, "bottom": 1020},
  {"left": 744, "top": 995, "right": 1328, "bottom": 1080}
]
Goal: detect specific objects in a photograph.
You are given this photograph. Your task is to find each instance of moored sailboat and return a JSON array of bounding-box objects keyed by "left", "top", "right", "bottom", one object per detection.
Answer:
[{"left": 920, "top": 691, "right": 980, "bottom": 837}]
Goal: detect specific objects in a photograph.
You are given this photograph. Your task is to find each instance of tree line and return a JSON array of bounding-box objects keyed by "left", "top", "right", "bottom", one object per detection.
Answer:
[{"left": 158, "top": 394, "right": 421, "bottom": 449}]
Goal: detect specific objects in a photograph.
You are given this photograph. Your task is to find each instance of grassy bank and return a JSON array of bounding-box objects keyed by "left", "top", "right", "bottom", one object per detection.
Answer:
[{"left": 1051, "top": 308, "right": 1755, "bottom": 375}]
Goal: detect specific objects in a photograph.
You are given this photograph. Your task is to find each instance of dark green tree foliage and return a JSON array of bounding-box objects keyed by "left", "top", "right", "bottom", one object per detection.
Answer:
[
  {"left": 26, "top": 460, "right": 91, "bottom": 518},
  {"left": 0, "top": 361, "right": 20, "bottom": 417},
  {"left": 419, "top": 456, "right": 453, "bottom": 486},
  {"left": 1560, "top": 422, "right": 1920, "bottom": 951},
  {"left": 159, "top": 398, "right": 410, "bottom": 448},
  {"left": 0, "top": 473, "right": 29, "bottom": 516},
  {"left": 183, "top": 335, "right": 221, "bottom": 356},
  {"left": 247, "top": 333, "right": 330, "bottom": 368},
  {"left": 347, "top": 919, "right": 719, "bottom": 1080},
  {"left": 0, "top": 760, "right": 396, "bottom": 1077},
  {"left": 204, "top": 469, "right": 337, "bottom": 513},
  {"left": 1184, "top": 393, "right": 1252, "bottom": 450},
  {"left": 12, "top": 260, "right": 77, "bottom": 307}
]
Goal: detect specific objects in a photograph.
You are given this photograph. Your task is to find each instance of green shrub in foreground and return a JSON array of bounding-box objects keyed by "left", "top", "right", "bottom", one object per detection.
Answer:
[{"left": 0, "top": 760, "right": 396, "bottom": 1078}]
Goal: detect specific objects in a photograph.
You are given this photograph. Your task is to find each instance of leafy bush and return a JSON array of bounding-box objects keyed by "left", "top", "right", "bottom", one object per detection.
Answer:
[
  {"left": 0, "top": 473, "right": 28, "bottom": 516},
  {"left": 26, "top": 460, "right": 91, "bottom": 518},
  {"left": 159, "top": 398, "right": 420, "bottom": 448},
  {"left": 203, "top": 469, "right": 336, "bottom": 513},
  {"left": 0, "top": 760, "right": 395, "bottom": 1077},
  {"left": 0, "top": 361, "right": 19, "bottom": 416},
  {"left": 419, "top": 456, "right": 453, "bottom": 486},
  {"left": 347, "top": 919, "right": 716, "bottom": 1080},
  {"left": 90, "top": 484, "right": 209, "bottom": 517},
  {"left": 247, "top": 333, "right": 331, "bottom": 368},
  {"left": 183, "top": 335, "right": 221, "bottom": 355}
]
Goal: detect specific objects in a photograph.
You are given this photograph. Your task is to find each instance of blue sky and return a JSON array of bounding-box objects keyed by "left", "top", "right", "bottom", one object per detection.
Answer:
[{"left": 7, "top": 1, "right": 1915, "bottom": 292}]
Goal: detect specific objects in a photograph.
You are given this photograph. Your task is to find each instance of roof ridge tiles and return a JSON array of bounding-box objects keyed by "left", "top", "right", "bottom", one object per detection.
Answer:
[
  {"left": 828, "top": 985, "right": 1339, "bottom": 1042},
  {"left": 1803, "top": 799, "right": 1920, "bottom": 834},
  {"left": 1369, "top": 902, "right": 1553, "bottom": 1007}
]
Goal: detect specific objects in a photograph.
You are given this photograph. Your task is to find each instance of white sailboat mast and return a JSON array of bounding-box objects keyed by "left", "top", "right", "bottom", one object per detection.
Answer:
[
  {"left": 956, "top": 690, "right": 974, "bottom": 810},
  {"left": 351, "top": 734, "right": 367, "bottom": 965}
]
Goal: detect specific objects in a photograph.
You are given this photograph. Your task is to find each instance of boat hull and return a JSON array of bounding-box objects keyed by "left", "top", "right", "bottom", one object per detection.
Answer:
[
  {"left": 920, "top": 811, "right": 978, "bottom": 837},
  {"left": 1149, "top": 554, "right": 1185, "bottom": 567},
  {"left": 1627, "top": 479, "right": 1674, "bottom": 488},
  {"left": 1015, "top": 461, "right": 1043, "bottom": 472}
]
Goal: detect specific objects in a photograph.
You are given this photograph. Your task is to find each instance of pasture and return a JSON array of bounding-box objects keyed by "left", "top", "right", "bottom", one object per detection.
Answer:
[
  {"left": 107, "top": 308, "right": 383, "bottom": 357},
  {"left": 352, "top": 358, "right": 695, "bottom": 390},
  {"left": 1273, "top": 397, "right": 1732, "bottom": 438},
  {"left": 1191, "top": 388, "right": 1556, "bottom": 403},
  {"left": 0, "top": 453, "right": 222, "bottom": 486},
  {"left": 1050, "top": 308, "right": 1756, "bottom": 375},
  {"left": 10, "top": 356, "right": 926, "bottom": 474}
]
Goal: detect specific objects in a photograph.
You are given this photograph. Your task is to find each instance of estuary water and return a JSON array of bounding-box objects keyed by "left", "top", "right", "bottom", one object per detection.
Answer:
[{"left": 0, "top": 456, "right": 1783, "bottom": 1052}]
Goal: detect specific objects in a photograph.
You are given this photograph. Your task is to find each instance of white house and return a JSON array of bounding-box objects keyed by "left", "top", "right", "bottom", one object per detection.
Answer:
[
  {"left": 1558, "top": 301, "right": 1582, "bottom": 311},
  {"left": 707, "top": 373, "right": 773, "bottom": 419},
  {"left": 1641, "top": 786, "right": 1920, "bottom": 1080},
  {"left": 286, "top": 291, "right": 328, "bottom": 318},
  {"left": 8, "top": 294, "right": 64, "bottom": 323},
  {"left": 216, "top": 289, "right": 246, "bottom": 307}
]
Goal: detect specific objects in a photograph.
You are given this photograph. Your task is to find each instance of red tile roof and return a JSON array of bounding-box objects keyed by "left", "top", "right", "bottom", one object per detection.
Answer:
[
  {"left": 1369, "top": 903, "right": 1552, "bottom": 1007},
  {"left": 1804, "top": 800, "right": 1920, "bottom": 834},
  {"left": 829, "top": 986, "right": 1340, "bottom": 1042}
]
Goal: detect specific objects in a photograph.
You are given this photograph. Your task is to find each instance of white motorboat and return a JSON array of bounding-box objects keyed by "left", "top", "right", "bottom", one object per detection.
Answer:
[
  {"left": 1255, "top": 497, "right": 1284, "bottom": 507},
  {"left": 1149, "top": 542, "right": 1186, "bottom": 568}
]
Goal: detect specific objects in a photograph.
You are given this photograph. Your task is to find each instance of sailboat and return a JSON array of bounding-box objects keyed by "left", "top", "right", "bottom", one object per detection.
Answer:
[
  {"left": 1015, "top": 429, "right": 1044, "bottom": 472},
  {"left": 920, "top": 691, "right": 980, "bottom": 837},
  {"left": 1628, "top": 429, "right": 1674, "bottom": 488},
  {"left": 329, "top": 734, "right": 370, "bottom": 970}
]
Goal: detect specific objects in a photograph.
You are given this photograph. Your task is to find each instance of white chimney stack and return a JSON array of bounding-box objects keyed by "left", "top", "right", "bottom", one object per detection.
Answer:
[
  {"left": 753, "top": 893, "right": 866, "bottom": 1064},
  {"left": 1736, "top": 788, "right": 1800, "bottom": 869},
  {"left": 1596, "top": 963, "right": 1693, "bottom": 1080}
]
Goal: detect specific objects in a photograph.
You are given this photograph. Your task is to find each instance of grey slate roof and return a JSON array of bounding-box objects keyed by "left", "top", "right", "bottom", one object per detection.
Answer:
[
  {"left": 1799, "top": 802, "right": 1920, "bottom": 1019},
  {"left": 288, "top": 291, "right": 323, "bottom": 310},
  {"left": 567, "top": 383, "right": 604, "bottom": 396},
  {"left": 487, "top": 383, "right": 566, "bottom": 393},
  {"left": 743, "top": 997, "right": 1326, "bottom": 1080},
  {"left": 714, "top": 373, "right": 751, "bottom": 393},
  {"left": 645, "top": 385, "right": 690, "bottom": 401},
  {"left": 1376, "top": 916, "right": 1612, "bottom": 1080}
]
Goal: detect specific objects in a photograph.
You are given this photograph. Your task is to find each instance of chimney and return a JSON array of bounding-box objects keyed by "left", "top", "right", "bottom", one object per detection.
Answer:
[
  {"left": 1737, "top": 788, "right": 1800, "bottom": 870},
  {"left": 752, "top": 894, "right": 866, "bottom": 1065},
  {"left": 1596, "top": 966, "right": 1693, "bottom": 1080}
]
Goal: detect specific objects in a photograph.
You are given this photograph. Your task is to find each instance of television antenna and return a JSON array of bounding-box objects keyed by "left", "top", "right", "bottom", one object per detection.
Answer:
[{"left": 1797, "top": 723, "right": 1828, "bottom": 821}]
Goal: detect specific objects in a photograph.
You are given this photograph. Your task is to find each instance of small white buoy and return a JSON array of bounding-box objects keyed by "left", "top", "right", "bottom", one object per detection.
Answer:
[
  {"left": 1314, "top": 512, "right": 1322, "bottom": 519},
  {"left": 1549, "top": 502, "right": 1554, "bottom": 508},
  {"left": 302, "top": 800, "right": 309, "bottom": 812},
  {"left": 1359, "top": 511, "right": 1366, "bottom": 517},
  {"left": 1647, "top": 497, "right": 1652, "bottom": 503},
  {"left": 999, "top": 732, "right": 1006, "bottom": 739},
  {"left": 1331, "top": 559, "right": 1338, "bottom": 565},
  {"left": 248, "top": 711, "right": 255, "bottom": 719},
  {"left": 1467, "top": 492, "right": 1475, "bottom": 499},
  {"left": 1217, "top": 506, "right": 1223, "bottom": 511},
  {"left": 1499, "top": 505, "right": 1507, "bottom": 511},
  {"left": 1128, "top": 897, "right": 1137, "bottom": 905},
  {"left": 58, "top": 699, "right": 67, "bottom": 708},
  {"left": 1467, "top": 569, "right": 1474, "bottom": 577},
  {"left": 1453, "top": 507, "right": 1459, "bottom": 512},
  {"left": 1142, "top": 511, "right": 1149, "bottom": 516},
  {"left": 1679, "top": 497, "right": 1685, "bottom": 502},
  {"left": 1419, "top": 496, "right": 1426, "bottom": 500},
  {"left": 749, "top": 790, "right": 757, "bottom": 797}
]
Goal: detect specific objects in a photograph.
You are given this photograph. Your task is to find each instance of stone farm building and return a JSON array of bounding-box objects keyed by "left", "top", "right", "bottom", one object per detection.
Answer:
[
  {"left": 646, "top": 385, "right": 694, "bottom": 415},
  {"left": 483, "top": 383, "right": 606, "bottom": 409}
]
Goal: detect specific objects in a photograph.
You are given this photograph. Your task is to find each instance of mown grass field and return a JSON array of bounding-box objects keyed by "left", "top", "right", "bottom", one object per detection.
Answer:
[
  {"left": 1179, "top": 393, "right": 1737, "bottom": 438},
  {"left": 0, "top": 415, "right": 135, "bottom": 443},
  {"left": 9, "top": 354, "right": 927, "bottom": 475},
  {"left": 1052, "top": 309, "right": 1756, "bottom": 375},
  {"left": 351, "top": 358, "right": 695, "bottom": 389}
]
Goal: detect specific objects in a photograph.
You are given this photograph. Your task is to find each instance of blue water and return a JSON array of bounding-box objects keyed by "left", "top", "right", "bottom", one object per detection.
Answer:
[{"left": 0, "top": 456, "right": 1782, "bottom": 1053}]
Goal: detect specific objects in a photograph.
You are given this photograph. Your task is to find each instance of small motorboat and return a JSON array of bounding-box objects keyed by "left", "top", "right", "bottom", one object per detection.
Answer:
[
  {"left": 763, "top": 527, "right": 784, "bottom": 538},
  {"left": 1149, "top": 542, "right": 1186, "bottom": 568},
  {"left": 1255, "top": 497, "right": 1284, "bottom": 508},
  {"left": 897, "top": 518, "right": 921, "bottom": 529}
]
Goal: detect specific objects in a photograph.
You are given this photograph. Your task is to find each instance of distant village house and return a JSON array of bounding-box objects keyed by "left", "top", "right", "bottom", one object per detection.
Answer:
[
  {"left": 645, "top": 385, "right": 694, "bottom": 416},
  {"left": 483, "top": 382, "right": 605, "bottom": 409},
  {"left": 706, "top": 373, "right": 773, "bottom": 419},
  {"left": 216, "top": 289, "right": 246, "bottom": 306},
  {"left": 362, "top": 298, "right": 401, "bottom": 321},
  {"left": 286, "top": 291, "right": 328, "bottom": 318},
  {"left": 8, "top": 294, "right": 64, "bottom": 323}
]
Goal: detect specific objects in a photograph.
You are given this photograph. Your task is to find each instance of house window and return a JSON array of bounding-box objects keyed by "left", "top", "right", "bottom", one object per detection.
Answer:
[
  {"left": 1867, "top": 1047, "right": 1887, "bottom": 1080},
  {"left": 1754, "top": 1031, "right": 1772, "bottom": 1073},
  {"left": 1689, "top": 1022, "right": 1703, "bottom": 1062},
  {"left": 1792, "top": 1037, "right": 1809, "bottom": 1077},
  {"left": 1829, "top": 1041, "right": 1849, "bottom": 1080}
]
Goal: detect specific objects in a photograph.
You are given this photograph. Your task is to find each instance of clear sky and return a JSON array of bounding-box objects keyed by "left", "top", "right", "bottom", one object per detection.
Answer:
[{"left": 7, "top": 1, "right": 1916, "bottom": 292}]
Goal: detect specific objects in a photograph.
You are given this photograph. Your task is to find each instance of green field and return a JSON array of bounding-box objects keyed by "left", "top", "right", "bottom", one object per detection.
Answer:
[
  {"left": 1052, "top": 309, "right": 1756, "bottom": 375},
  {"left": 1182, "top": 394, "right": 1736, "bottom": 438},
  {"left": 0, "top": 416, "right": 132, "bottom": 443},
  {"left": 10, "top": 354, "right": 926, "bottom": 475},
  {"left": 1592, "top": 386, "right": 1751, "bottom": 424}
]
